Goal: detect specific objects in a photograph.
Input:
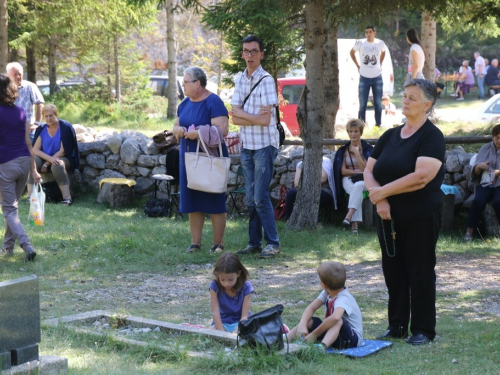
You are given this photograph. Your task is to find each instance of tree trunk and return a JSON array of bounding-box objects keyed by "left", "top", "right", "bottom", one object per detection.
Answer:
[
  {"left": 166, "top": 0, "right": 177, "bottom": 119},
  {"left": 0, "top": 0, "right": 7, "bottom": 73},
  {"left": 287, "top": 0, "right": 325, "bottom": 230},
  {"left": 114, "top": 34, "right": 121, "bottom": 102},
  {"left": 26, "top": 42, "right": 37, "bottom": 83},
  {"left": 48, "top": 36, "right": 57, "bottom": 95},
  {"left": 421, "top": 12, "right": 436, "bottom": 82},
  {"left": 322, "top": 22, "right": 339, "bottom": 140}
]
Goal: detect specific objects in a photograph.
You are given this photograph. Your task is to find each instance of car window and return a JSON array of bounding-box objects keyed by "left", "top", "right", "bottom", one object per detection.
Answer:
[
  {"left": 148, "top": 79, "right": 164, "bottom": 96},
  {"left": 485, "top": 99, "right": 500, "bottom": 114},
  {"left": 282, "top": 85, "right": 304, "bottom": 105}
]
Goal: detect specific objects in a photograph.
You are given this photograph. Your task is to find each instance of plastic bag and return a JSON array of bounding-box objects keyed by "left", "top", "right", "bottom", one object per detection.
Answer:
[{"left": 28, "top": 183, "right": 45, "bottom": 226}]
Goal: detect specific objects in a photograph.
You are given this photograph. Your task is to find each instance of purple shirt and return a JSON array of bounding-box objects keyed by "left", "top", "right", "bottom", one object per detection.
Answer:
[
  {"left": 0, "top": 105, "right": 30, "bottom": 164},
  {"left": 209, "top": 280, "right": 254, "bottom": 324}
]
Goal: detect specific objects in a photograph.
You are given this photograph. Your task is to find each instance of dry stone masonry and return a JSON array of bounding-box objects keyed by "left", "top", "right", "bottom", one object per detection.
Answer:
[{"left": 73, "top": 125, "right": 497, "bottom": 233}]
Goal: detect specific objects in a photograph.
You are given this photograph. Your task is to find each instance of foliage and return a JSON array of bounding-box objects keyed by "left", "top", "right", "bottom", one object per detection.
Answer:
[{"left": 201, "top": 0, "right": 304, "bottom": 81}]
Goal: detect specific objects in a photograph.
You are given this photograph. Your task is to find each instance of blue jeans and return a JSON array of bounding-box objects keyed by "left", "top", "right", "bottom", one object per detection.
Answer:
[
  {"left": 240, "top": 146, "right": 280, "bottom": 247},
  {"left": 477, "top": 76, "right": 485, "bottom": 98},
  {"left": 466, "top": 185, "right": 500, "bottom": 228},
  {"left": 358, "top": 75, "right": 383, "bottom": 126}
]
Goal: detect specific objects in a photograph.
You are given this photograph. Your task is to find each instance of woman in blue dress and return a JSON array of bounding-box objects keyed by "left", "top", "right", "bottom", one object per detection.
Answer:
[{"left": 172, "top": 67, "right": 229, "bottom": 254}]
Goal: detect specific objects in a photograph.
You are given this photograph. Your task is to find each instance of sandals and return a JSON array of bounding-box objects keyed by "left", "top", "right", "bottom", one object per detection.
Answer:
[
  {"left": 209, "top": 244, "right": 224, "bottom": 253},
  {"left": 351, "top": 229, "right": 358, "bottom": 235},
  {"left": 61, "top": 198, "right": 73, "bottom": 206},
  {"left": 463, "top": 233, "right": 473, "bottom": 241},
  {"left": 186, "top": 244, "right": 201, "bottom": 253},
  {"left": 342, "top": 218, "right": 351, "bottom": 227}
]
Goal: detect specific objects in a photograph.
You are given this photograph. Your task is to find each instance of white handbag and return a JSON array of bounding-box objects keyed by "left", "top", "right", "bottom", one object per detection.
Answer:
[{"left": 185, "top": 130, "right": 231, "bottom": 194}]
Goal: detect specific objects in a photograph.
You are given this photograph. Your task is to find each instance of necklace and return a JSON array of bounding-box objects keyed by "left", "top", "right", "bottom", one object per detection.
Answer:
[{"left": 381, "top": 219, "right": 396, "bottom": 257}]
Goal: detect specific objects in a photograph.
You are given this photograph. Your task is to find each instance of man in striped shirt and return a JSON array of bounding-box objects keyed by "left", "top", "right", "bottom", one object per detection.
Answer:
[{"left": 232, "top": 35, "right": 281, "bottom": 259}]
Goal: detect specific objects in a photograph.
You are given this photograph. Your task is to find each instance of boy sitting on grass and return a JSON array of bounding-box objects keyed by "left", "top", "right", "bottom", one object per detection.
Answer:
[{"left": 286, "top": 261, "right": 363, "bottom": 352}]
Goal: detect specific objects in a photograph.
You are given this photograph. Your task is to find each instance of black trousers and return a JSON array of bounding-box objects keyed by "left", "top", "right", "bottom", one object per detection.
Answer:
[
  {"left": 284, "top": 187, "right": 333, "bottom": 220},
  {"left": 376, "top": 208, "right": 441, "bottom": 340}
]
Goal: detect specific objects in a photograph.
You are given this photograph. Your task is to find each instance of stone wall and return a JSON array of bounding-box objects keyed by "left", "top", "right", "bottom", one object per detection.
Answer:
[{"left": 74, "top": 126, "right": 493, "bottom": 232}]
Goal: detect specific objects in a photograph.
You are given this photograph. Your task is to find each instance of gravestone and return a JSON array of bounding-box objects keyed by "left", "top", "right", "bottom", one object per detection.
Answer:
[{"left": 0, "top": 276, "right": 40, "bottom": 371}]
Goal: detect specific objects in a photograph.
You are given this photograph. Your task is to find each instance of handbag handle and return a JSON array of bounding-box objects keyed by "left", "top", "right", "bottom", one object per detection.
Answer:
[{"left": 196, "top": 129, "right": 223, "bottom": 158}]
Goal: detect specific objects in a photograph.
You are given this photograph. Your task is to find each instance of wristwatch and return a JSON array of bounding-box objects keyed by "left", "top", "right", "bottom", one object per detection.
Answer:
[{"left": 34, "top": 121, "right": 40, "bottom": 125}]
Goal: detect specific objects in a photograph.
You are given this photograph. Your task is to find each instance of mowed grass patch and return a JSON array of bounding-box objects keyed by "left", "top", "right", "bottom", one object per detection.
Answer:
[{"left": 1, "top": 192, "right": 499, "bottom": 373}]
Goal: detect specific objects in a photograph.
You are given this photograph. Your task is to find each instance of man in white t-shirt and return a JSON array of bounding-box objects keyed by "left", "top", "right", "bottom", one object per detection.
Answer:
[
  {"left": 350, "top": 25, "right": 386, "bottom": 127},
  {"left": 474, "top": 52, "right": 486, "bottom": 99}
]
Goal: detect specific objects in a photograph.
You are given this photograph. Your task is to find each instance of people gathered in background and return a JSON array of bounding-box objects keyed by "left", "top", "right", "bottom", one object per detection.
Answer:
[
  {"left": 27, "top": 104, "right": 79, "bottom": 206},
  {"left": 405, "top": 28, "right": 425, "bottom": 83},
  {"left": 333, "top": 119, "right": 373, "bottom": 234},
  {"left": 464, "top": 124, "right": 500, "bottom": 241}
]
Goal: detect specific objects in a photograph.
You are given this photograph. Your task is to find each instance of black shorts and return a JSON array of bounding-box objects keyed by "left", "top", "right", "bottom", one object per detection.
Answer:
[{"left": 311, "top": 316, "right": 359, "bottom": 349}]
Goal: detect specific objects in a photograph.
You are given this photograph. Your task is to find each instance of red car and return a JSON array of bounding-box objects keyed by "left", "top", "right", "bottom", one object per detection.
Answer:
[{"left": 277, "top": 77, "right": 304, "bottom": 136}]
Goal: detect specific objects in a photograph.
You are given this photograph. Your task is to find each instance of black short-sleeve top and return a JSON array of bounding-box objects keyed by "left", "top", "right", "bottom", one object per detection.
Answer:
[{"left": 370, "top": 120, "right": 445, "bottom": 219}]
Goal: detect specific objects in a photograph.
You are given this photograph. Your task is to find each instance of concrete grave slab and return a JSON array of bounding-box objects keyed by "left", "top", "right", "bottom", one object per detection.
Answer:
[{"left": 0, "top": 276, "right": 40, "bottom": 369}]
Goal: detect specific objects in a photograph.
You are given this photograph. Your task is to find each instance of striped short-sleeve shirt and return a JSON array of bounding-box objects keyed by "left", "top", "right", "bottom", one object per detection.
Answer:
[
  {"left": 231, "top": 66, "right": 279, "bottom": 150},
  {"left": 15, "top": 80, "right": 45, "bottom": 124}
]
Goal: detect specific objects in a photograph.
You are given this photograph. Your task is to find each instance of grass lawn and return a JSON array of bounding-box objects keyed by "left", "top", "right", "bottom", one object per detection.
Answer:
[{"left": 1, "top": 193, "right": 499, "bottom": 374}]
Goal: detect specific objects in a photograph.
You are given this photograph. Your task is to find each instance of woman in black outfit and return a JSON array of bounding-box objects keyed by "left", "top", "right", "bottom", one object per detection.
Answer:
[{"left": 364, "top": 79, "right": 445, "bottom": 345}]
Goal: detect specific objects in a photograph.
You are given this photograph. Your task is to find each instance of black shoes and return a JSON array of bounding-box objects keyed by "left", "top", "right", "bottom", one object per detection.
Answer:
[
  {"left": 406, "top": 333, "right": 431, "bottom": 345},
  {"left": 24, "top": 246, "right": 36, "bottom": 263}
]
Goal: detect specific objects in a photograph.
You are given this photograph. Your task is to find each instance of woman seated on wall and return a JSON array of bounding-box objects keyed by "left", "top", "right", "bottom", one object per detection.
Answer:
[
  {"left": 464, "top": 124, "right": 500, "bottom": 240},
  {"left": 333, "top": 119, "right": 373, "bottom": 234},
  {"left": 284, "top": 156, "right": 336, "bottom": 221},
  {"left": 27, "top": 104, "right": 79, "bottom": 205}
]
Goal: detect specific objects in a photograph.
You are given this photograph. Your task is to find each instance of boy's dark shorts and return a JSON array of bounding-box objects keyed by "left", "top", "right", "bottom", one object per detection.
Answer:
[{"left": 311, "top": 316, "right": 359, "bottom": 349}]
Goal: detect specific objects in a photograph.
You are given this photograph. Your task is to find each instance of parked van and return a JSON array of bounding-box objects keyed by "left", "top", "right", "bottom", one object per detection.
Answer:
[{"left": 278, "top": 39, "right": 394, "bottom": 135}]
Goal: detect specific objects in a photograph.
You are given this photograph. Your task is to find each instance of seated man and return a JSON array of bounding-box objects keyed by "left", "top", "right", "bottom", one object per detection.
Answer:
[
  {"left": 285, "top": 156, "right": 336, "bottom": 221},
  {"left": 455, "top": 67, "right": 475, "bottom": 101},
  {"left": 485, "top": 59, "right": 500, "bottom": 96}
]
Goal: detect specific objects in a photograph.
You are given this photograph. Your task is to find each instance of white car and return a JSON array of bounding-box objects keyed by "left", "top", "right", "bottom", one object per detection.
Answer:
[{"left": 477, "top": 93, "right": 500, "bottom": 123}]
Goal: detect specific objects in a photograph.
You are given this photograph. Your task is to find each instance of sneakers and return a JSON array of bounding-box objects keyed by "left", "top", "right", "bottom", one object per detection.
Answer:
[
  {"left": 450, "top": 93, "right": 458, "bottom": 97},
  {"left": 456, "top": 97, "right": 464, "bottom": 101},
  {"left": 259, "top": 244, "right": 281, "bottom": 259},
  {"left": 236, "top": 245, "right": 262, "bottom": 255},
  {"left": 313, "top": 343, "right": 327, "bottom": 353},
  {"left": 490, "top": 89, "right": 496, "bottom": 97}
]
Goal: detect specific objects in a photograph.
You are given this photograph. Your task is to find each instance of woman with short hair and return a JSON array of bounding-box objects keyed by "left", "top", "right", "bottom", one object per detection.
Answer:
[
  {"left": 364, "top": 79, "right": 445, "bottom": 345},
  {"left": 27, "top": 103, "right": 79, "bottom": 205},
  {"left": 172, "top": 66, "right": 229, "bottom": 254},
  {"left": 333, "top": 119, "right": 373, "bottom": 234}
]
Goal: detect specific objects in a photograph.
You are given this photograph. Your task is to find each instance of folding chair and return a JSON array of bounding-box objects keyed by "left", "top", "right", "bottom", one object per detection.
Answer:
[{"left": 228, "top": 166, "right": 246, "bottom": 217}]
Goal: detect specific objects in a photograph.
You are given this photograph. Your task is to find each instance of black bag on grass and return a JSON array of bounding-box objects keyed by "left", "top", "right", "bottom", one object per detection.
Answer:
[
  {"left": 237, "top": 304, "right": 287, "bottom": 352},
  {"left": 42, "top": 181, "right": 63, "bottom": 203}
]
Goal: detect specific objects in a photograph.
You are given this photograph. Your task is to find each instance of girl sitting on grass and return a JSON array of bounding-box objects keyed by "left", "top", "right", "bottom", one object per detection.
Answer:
[{"left": 209, "top": 253, "right": 253, "bottom": 333}]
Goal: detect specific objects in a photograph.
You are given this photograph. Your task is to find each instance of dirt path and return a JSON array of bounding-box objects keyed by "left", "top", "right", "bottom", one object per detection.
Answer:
[{"left": 80, "top": 253, "right": 500, "bottom": 318}]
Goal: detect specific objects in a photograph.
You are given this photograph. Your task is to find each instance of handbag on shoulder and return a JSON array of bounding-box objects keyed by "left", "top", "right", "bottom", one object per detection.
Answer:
[
  {"left": 237, "top": 304, "right": 288, "bottom": 352},
  {"left": 274, "top": 185, "right": 288, "bottom": 220}
]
